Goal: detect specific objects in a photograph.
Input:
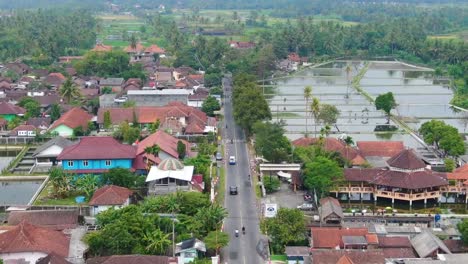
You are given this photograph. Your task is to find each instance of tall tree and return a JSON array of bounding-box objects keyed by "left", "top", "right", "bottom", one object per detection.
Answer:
[
  {"left": 103, "top": 110, "right": 112, "bottom": 129},
  {"left": 60, "top": 77, "right": 81, "bottom": 103},
  {"left": 201, "top": 96, "right": 221, "bottom": 117},
  {"left": 375, "top": 92, "right": 396, "bottom": 124},
  {"left": 50, "top": 104, "right": 61, "bottom": 122},
  {"left": 303, "top": 86, "right": 312, "bottom": 137},
  {"left": 176, "top": 141, "right": 186, "bottom": 159},
  {"left": 253, "top": 121, "right": 292, "bottom": 163},
  {"left": 318, "top": 104, "right": 340, "bottom": 128},
  {"left": 260, "top": 208, "right": 306, "bottom": 254},
  {"left": 311, "top": 97, "right": 321, "bottom": 137},
  {"left": 303, "top": 156, "right": 344, "bottom": 197}
]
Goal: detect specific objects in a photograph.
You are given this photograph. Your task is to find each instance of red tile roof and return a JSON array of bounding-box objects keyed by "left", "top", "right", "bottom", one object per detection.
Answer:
[
  {"left": 336, "top": 255, "right": 354, "bottom": 264},
  {"left": 89, "top": 185, "right": 133, "bottom": 206},
  {"left": 49, "top": 107, "right": 92, "bottom": 131},
  {"left": 387, "top": 149, "right": 426, "bottom": 170},
  {"left": 378, "top": 236, "right": 412, "bottom": 248},
  {"left": 87, "top": 255, "right": 172, "bottom": 264},
  {"left": 0, "top": 221, "right": 69, "bottom": 257},
  {"left": 57, "top": 136, "right": 136, "bottom": 160},
  {"left": 292, "top": 137, "right": 366, "bottom": 166},
  {"left": 447, "top": 164, "right": 468, "bottom": 181},
  {"left": 144, "top": 44, "right": 166, "bottom": 54},
  {"left": 311, "top": 250, "right": 385, "bottom": 264},
  {"left": 124, "top": 43, "right": 145, "bottom": 53},
  {"left": 346, "top": 167, "right": 447, "bottom": 189},
  {"left": 382, "top": 248, "right": 416, "bottom": 258},
  {"left": 0, "top": 102, "right": 26, "bottom": 115},
  {"left": 92, "top": 43, "right": 112, "bottom": 52},
  {"left": 8, "top": 210, "right": 78, "bottom": 230},
  {"left": 311, "top": 227, "right": 370, "bottom": 249},
  {"left": 357, "top": 141, "right": 404, "bottom": 157},
  {"left": 97, "top": 103, "right": 211, "bottom": 133},
  {"left": 136, "top": 130, "right": 191, "bottom": 159}
]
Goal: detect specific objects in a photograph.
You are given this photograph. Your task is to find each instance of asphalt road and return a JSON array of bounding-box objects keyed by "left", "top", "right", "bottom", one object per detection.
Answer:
[{"left": 221, "top": 76, "right": 264, "bottom": 264}]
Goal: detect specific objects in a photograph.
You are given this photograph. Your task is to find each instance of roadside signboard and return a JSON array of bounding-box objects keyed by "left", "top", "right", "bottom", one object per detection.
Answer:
[{"left": 264, "top": 203, "right": 277, "bottom": 218}]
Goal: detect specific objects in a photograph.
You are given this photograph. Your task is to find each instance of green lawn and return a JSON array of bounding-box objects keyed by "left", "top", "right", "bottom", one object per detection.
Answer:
[{"left": 270, "top": 255, "right": 287, "bottom": 261}]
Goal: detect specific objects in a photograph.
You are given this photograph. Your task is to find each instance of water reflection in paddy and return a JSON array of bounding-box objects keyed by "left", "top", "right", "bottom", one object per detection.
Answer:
[{"left": 268, "top": 60, "right": 463, "bottom": 145}]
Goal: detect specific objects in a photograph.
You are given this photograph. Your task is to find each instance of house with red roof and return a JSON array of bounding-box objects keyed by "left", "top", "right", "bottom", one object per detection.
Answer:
[
  {"left": 292, "top": 137, "right": 367, "bottom": 166},
  {"left": 338, "top": 149, "right": 448, "bottom": 206},
  {"left": 310, "top": 227, "right": 379, "bottom": 250},
  {"left": 133, "top": 130, "right": 192, "bottom": 172},
  {"left": 44, "top": 73, "right": 66, "bottom": 88},
  {"left": 91, "top": 43, "right": 112, "bottom": 52},
  {"left": 9, "top": 124, "right": 37, "bottom": 137},
  {"left": 0, "top": 102, "right": 25, "bottom": 121},
  {"left": 89, "top": 185, "right": 133, "bottom": 216},
  {"left": 96, "top": 102, "right": 217, "bottom": 135},
  {"left": 0, "top": 221, "right": 70, "bottom": 263},
  {"left": 144, "top": 44, "right": 166, "bottom": 55},
  {"left": 57, "top": 136, "right": 136, "bottom": 174},
  {"left": 49, "top": 107, "right": 93, "bottom": 137},
  {"left": 444, "top": 164, "right": 468, "bottom": 201}
]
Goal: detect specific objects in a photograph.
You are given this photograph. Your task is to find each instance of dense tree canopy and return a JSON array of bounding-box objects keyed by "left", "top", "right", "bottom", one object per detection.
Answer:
[
  {"left": 260, "top": 208, "right": 307, "bottom": 254},
  {"left": 375, "top": 92, "right": 397, "bottom": 123},
  {"left": 303, "top": 156, "right": 344, "bottom": 198},
  {"left": 74, "top": 51, "right": 146, "bottom": 80},
  {"left": 232, "top": 74, "right": 271, "bottom": 133},
  {"left": 0, "top": 9, "right": 96, "bottom": 62},
  {"left": 419, "top": 120, "right": 465, "bottom": 157},
  {"left": 253, "top": 121, "right": 291, "bottom": 163}
]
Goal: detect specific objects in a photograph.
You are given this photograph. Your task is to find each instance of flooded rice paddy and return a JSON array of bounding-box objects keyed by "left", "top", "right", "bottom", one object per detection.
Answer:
[{"left": 267, "top": 60, "right": 465, "bottom": 147}]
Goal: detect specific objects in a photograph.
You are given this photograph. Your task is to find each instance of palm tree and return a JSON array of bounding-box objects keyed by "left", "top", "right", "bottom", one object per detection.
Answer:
[
  {"left": 130, "top": 34, "right": 137, "bottom": 50},
  {"left": 144, "top": 229, "right": 171, "bottom": 255},
  {"left": 303, "top": 86, "right": 312, "bottom": 137},
  {"left": 345, "top": 64, "right": 352, "bottom": 99},
  {"left": 59, "top": 77, "right": 81, "bottom": 103},
  {"left": 311, "top": 97, "right": 321, "bottom": 137},
  {"left": 167, "top": 195, "right": 180, "bottom": 257}
]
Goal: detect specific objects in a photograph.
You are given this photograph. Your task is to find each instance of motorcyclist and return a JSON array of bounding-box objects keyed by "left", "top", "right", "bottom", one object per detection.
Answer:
[{"left": 242, "top": 226, "right": 245, "bottom": 234}]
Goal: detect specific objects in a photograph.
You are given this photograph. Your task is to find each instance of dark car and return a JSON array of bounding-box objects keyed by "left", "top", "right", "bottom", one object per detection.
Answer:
[{"left": 229, "top": 186, "right": 238, "bottom": 195}]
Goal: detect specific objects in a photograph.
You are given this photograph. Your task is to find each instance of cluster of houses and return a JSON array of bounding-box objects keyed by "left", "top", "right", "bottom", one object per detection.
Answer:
[
  {"left": 291, "top": 137, "right": 468, "bottom": 206},
  {"left": 281, "top": 196, "right": 468, "bottom": 264}
]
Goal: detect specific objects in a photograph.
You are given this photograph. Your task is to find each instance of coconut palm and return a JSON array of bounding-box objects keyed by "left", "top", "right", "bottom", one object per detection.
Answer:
[
  {"left": 303, "top": 86, "right": 312, "bottom": 137},
  {"left": 311, "top": 97, "right": 321, "bottom": 137},
  {"left": 345, "top": 64, "right": 352, "bottom": 99},
  {"left": 59, "top": 77, "right": 81, "bottom": 103}
]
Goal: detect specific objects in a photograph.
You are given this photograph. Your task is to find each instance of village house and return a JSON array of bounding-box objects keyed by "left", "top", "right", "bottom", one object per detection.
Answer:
[
  {"left": 91, "top": 43, "right": 112, "bottom": 52},
  {"left": 318, "top": 197, "right": 344, "bottom": 225},
  {"left": 0, "top": 221, "right": 70, "bottom": 264},
  {"left": 32, "top": 136, "right": 74, "bottom": 167},
  {"left": 4, "top": 62, "right": 30, "bottom": 76},
  {"left": 58, "top": 56, "right": 83, "bottom": 64},
  {"left": 9, "top": 124, "right": 37, "bottom": 137},
  {"left": 7, "top": 210, "right": 79, "bottom": 230},
  {"left": 146, "top": 158, "right": 195, "bottom": 195},
  {"left": 97, "top": 102, "right": 217, "bottom": 135},
  {"left": 175, "top": 238, "right": 206, "bottom": 264},
  {"left": 44, "top": 72, "right": 66, "bottom": 89},
  {"left": 284, "top": 246, "right": 310, "bottom": 264},
  {"left": 339, "top": 149, "right": 448, "bottom": 206},
  {"left": 99, "top": 77, "right": 124, "bottom": 93},
  {"left": 49, "top": 107, "right": 93, "bottom": 137},
  {"left": 292, "top": 137, "right": 367, "bottom": 166},
  {"left": 121, "top": 89, "right": 190, "bottom": 107},
  {"left": 88, "top": 185, "right": 134, "bottom": 216},
  {"left": 410, "top": 231, "right": 451, "bottom": 258},
  {"left": 57, "top": 136, "right": 136, "bottom": 174},
  {"left": 0, "top": 101, "right": 25, "bottom": 121},
  {"left": 133, "top": 130, "right": 192, "bottom": 173},
  {"left": 87, "top": 255, "right": 178, "bottom": 264},
  {"left": 228, "top": 41, "right": 255, "bottom": 49},
  {"left": 310, "top": 227, "right": 379, "bottom": 250},
  {"left": 311, "top": 250, "right": 385, "bottom": 264}
]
